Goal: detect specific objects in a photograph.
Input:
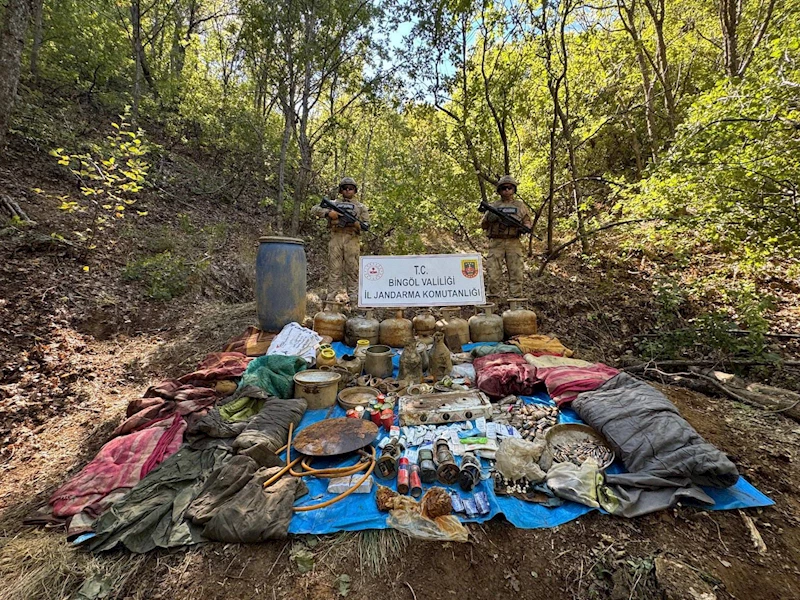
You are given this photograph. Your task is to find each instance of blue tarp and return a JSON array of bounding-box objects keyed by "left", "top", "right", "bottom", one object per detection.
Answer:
[{"left": 287, "top": 342, "right": 772, "bottom": 534}]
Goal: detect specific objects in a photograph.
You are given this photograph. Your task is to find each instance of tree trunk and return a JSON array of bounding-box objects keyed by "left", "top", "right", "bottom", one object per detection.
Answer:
[
  {"left": 29, "top": 0, "right": 43, "bottom": 77},
  {"left": 616, "top": 0, "right": 658, "bottom": 159},
  {"left": 643, "top": 0, "right": 676, "bottom": 136},
  {"left": 719, "top": 0, "right": 740, "bottom": 78},
  {"left": 0, "top": 0, "right": 33, "bottom": 146},
  {"left": 276, "top": 103, "right": 292, "bottom": 234}
]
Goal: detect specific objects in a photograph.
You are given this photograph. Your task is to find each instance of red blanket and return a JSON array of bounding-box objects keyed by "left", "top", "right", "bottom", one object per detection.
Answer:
[
  {"left": 178, "top": 352, "right": 251, "bottom": 385},
  {"left": 534, "top": 363, "right": 620, "bottom": 406},
  {"left": 50, "top": 414, "right": 186, "bottom": 518},
  {"left": 475, "top": 353, "right": 540, "bottom": 398}
]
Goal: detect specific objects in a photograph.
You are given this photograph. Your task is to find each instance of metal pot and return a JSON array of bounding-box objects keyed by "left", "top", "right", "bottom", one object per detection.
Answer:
[{"left": 364, "top": 344, "right": 395, "bottom": 378}]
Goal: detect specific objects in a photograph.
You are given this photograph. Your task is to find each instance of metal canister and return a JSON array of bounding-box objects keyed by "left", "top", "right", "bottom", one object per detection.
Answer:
[
  {"left": 409, "top": 464, "right": 422, "bottom": 498},
  {"left": 418, "top": 448, "right": 437, "bottom": 483},
  {"left": 468, "top": 303, "right": 504, "bottom": 343},
  {"left": 380, "top": 408, "right": 394, "bottom": 430},
  {"left": 397, "top": 457, "right": 410, "bottom": 494},
  {"left": 458, "top": 453, "right": 481, "bottom": 492},
  {"left": 434, "top": 438, "right": 460, "bottom": 484},
  {"left": 502, "top": 298, "right": 538, "bottom": 337},
  {"left": 345, "top": 310, "right": 380, "bottom": 347},
  {"left": 313, "top": 301, "right": 347, "bottom": 341},
  {"left": 379, "top": 308, "right": 413, "bottom": 348},
  {"left": 376, "top": 437, "right": 404, "bottom": 479}
]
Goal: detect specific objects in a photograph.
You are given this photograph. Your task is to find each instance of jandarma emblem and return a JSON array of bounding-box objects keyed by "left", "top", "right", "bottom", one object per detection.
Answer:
[
  {"left": 364, "top": 262, "right": 384, "bottom": 280},
  {"left": 461, "top": 259, "right": 478, "bottom": 278}
]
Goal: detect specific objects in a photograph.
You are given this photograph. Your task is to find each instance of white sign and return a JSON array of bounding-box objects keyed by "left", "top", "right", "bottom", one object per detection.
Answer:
[{"left": 359, "top": 254, "right": 485, "bottom": 307}]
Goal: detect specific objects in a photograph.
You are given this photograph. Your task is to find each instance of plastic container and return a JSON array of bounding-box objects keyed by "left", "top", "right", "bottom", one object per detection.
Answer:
[
  {"left": 503, "top": 298, "right": 538, "bottom": 337},
  {"left": 255, "top": 236, "right": 307, "bottom": 332},
  {"left": 469, "top": 303, "right": 504, "bottom": 342},
  {"left": 292, "top": 370, "right": 342, "bottom": 409},
  {"left": 316, "top": 347, "right": 337, "bottom": 367}
]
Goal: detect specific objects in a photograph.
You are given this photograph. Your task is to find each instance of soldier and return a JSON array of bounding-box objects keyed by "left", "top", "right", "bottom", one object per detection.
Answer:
[
  {"left": 312, "top": 177, "right": 370, "bottom": 302},
  {"left": 480, "top": 175, "right": 532, "bottom": 301}
]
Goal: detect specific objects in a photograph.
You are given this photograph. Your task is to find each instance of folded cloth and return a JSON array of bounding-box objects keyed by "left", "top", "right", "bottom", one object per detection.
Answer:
[
  {"left": 224, "top": 326, "right": 276, "bottom": 356},
  {"left": 186, "top": 455, "right": 259, "bottom": 524},
  {"left": 178, "top": 352, "right": 252, "bottom": 385},
  {"left": 474, "top": 353, "right": 540, "bottom": 398},
  {"left": 219, "top": 388, "right": 268, "bottom": 422},
  {"left": 469, "top": 343, "right": 522, "bottom": 358},
  {"left": 533, "top": 363, "right": 620, "bottom": 406},
  {"left": 85, "top": 446, "right": 232, "bottom": 553},
  {"left": 112, "top": 384, "right": 218, "bottom": 437},
  {"left": 50, "top": 414, "right": 186, "bottom": 518},
  {"left": 573, "top": 373, "right": 739, "bottom": 516},
  {"left": 510, "top": 334, "right": 573, "bottom": 357},
  {"left": 237, "top": 355, "right": 308, "bottom": 398},
  {"left": 266, "top": 322, "right": 322, "bottom": 363},
  {"left": 201, "top": 467, "right": 307, "bottom": 543},
  {"left": 233, "top": 398, "right": 307, "bottom": 455},
  {"left": 523, "top": 354, "right": 593, "bottom": 369}
]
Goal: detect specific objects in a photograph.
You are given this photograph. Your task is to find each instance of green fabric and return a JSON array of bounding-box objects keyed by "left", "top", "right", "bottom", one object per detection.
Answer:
[
  {"left": 469, "top": 343, "right": 522, "bottom": 358},
  {"left": 219, "top": 396, "right": 266, "bottom": 422},
  {"left": 237, "top": 355, "right": 308, "bottom": 399}
]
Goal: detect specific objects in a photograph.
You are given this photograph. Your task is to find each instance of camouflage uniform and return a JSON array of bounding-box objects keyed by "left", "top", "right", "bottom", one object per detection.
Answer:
[
  {"left": 481, "top": 177, "right": 531, "bottom": 299},
  {"left": 312, "top": 180, "right": 370, "bottom": 301}
]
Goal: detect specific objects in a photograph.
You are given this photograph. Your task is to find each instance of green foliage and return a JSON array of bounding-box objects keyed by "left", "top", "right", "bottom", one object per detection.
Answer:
[
  {"left": 122, "top": 251, "right": 198, "bottom": 301},
  {"left": 48, "top": 111, "right": 152, "bottom": 248}
]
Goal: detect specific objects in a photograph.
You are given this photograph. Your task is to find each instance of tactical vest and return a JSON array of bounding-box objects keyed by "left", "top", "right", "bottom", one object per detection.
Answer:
[
  {"left": 328, "top": 202, "right": 360, "bottom": 234},
  {"left": 487, "top": 204, "right": 523, "bottom": 238}
]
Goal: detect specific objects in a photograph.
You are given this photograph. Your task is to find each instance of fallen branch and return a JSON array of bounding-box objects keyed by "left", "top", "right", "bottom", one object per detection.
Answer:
[
  {"left": 1, "top": 195, "right": 34, "bottom": 223},
  {"left": 630, "top": 364, "right": 800, "bottom": 422},
  {"left": 625, "top": 358, "right": 800, "bottom": 370},
  {"left": 739, "top": 511, "right": 767, "bottom": 555}
]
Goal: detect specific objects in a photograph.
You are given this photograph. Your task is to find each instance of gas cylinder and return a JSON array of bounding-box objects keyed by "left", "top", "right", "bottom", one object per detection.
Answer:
[
  {"left": 412, "top": 309, "right": 436, "bottom": 340},
  {"left": 345, "top": 309, "right": 380, "bottom": 347},
  {"left": 379, "top": 308, "right": 413, "bottom": 348},
  {"left": 313, "top": 301, "right": 346, "bottom": 341},
  {"left": 435, "top": 307, "right": 470, "bottom": 349},
  {"left": 503, "top": 298, "right": 538, "bottom": 338},
  {"left": 469, "top": 303, "right": 504, "bottom": 342}
]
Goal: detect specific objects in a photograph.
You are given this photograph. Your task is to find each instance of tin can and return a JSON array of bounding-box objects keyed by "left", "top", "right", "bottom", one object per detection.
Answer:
[
  {"left": 370, "top": 408, "right": 382, "bottom": 426},
  {"left": 381, "top": 408, "right": 394, "bottom": 430},
  {"left": 397, "top": 457, "right": 410, "bottom": 494},
  {"left": 409, "top": 464, "right": 422, "bottom": 498},
  {"left": 346, "top": 408, "right": 359, "bottom": 418},
  {"left": 389, "top": 425, "right": 400, "bottom": 439}
]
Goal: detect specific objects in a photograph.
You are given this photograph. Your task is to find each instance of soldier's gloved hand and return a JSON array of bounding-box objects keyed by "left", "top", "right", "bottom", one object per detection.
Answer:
[{"left": 328, "top": 210, "right": 339, "bottom": 219}]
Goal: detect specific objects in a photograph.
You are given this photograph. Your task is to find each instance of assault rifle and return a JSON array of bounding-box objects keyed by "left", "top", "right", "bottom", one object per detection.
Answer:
[
  {"left": 478, "top": 199, "right": 532, "bottom": 235},
  {"left": 320, "top": 196, "right": 370, "bottom": 231}
]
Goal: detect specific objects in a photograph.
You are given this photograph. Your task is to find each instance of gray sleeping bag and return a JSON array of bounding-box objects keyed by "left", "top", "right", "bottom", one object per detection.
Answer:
[{"left": 572, "top": 372, "right": 739, "bottom": 517}]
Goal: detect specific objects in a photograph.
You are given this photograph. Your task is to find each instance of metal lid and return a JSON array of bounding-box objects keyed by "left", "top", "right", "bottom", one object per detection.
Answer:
[
  {"left": 293, "top": 370, "right": 342, "bottom": 384},
  {"left": 259, "top": 236, "right": 305, "bottom": 245}
]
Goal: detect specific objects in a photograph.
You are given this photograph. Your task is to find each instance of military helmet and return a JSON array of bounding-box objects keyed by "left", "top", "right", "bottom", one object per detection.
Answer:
[
  {"left": 339, "top": 176, "right": 358, "bottom": 192},
  {"left": 496, "top": 175, "right": 518, "bottom": 192}
]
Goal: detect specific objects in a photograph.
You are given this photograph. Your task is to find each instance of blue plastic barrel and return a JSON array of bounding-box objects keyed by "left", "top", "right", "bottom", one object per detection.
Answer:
[{"left": 256, "top": 236, "right": 307, "bottom": 332}]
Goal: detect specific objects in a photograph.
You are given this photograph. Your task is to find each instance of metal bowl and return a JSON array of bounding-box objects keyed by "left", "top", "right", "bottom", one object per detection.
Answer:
[
  {"left": 544, "top": 423, "right": 615, "bottom": 470},
  {"left": 338, "top": 386, "right": 381, "bottom": 410}
]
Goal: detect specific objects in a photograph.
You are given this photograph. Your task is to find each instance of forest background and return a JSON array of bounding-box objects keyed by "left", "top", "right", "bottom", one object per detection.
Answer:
[{"left": 1, "top": 0, "right": 798, "bottom": 365}]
